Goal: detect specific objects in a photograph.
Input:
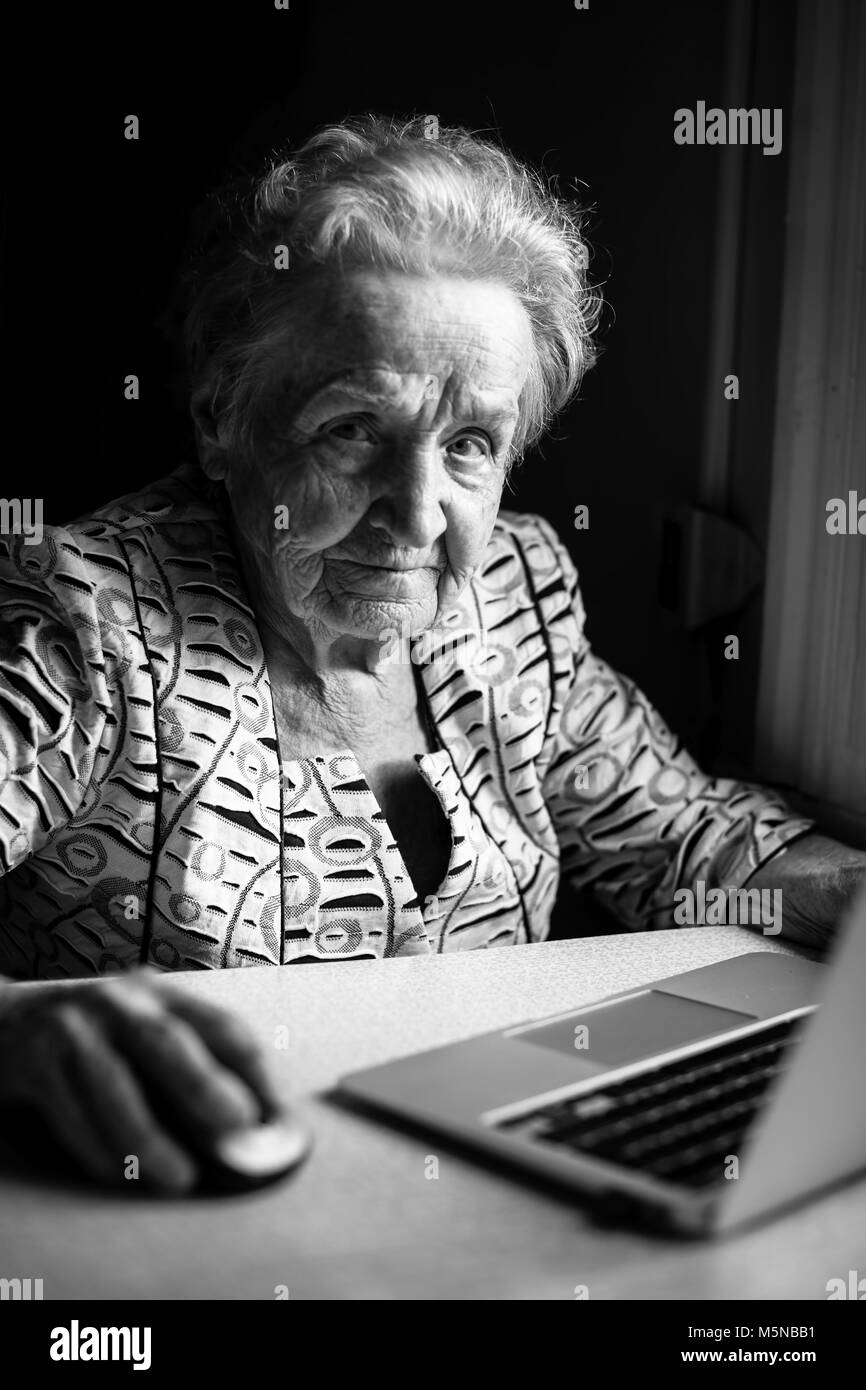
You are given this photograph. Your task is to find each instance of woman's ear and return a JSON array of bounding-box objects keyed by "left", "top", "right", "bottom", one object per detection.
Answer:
[{"left": 190, "top": 381, "right": 231, "bottom": 481}]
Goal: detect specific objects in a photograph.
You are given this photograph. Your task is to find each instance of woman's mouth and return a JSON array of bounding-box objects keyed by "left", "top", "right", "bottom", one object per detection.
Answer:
[{"left": 329, "top": 558, "right": 439, "bottom": 597}]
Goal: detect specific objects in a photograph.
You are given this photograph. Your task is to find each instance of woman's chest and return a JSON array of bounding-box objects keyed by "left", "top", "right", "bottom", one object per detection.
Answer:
[{"left": 270, "top": 679, "right": 452, "bottom": 904}]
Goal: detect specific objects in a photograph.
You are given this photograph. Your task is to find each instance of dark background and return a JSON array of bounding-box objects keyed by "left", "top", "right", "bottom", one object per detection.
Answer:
[{"left": 2, "top": 0, "right": 798, "bottom": 830}]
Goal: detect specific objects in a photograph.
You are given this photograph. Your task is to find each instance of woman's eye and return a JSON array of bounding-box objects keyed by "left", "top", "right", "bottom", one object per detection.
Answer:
[
  {"left": 322, "top": 417, "right": 376, "bottom": 444},
  {"left": 447, "top": 432, "right": 491, "bottom": 461}
]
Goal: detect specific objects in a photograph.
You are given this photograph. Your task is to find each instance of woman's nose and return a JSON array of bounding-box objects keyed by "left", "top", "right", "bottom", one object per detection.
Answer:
[{"left": 368, "top": 443, "right": 447, "bottom": 549}]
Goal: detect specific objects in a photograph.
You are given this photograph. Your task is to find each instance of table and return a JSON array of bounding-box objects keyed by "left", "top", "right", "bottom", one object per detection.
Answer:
[{"left": 1, "top": 927, "right": 862, "bottom": 1300}]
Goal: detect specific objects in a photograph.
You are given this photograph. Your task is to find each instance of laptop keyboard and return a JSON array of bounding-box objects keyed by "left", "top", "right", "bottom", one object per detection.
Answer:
[{"left": 493, "top": 1015, "right": 805, "bottom": 1189}]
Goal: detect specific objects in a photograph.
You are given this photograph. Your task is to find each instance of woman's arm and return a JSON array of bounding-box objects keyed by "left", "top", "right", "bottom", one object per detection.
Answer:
[
  {"left": 0, "top": 527, "right": 113, "bottom": 874},
  {"left": 532, "top": 517, "right": 864, "bottom": 944},
  {"left": 542, "top": 639, "right": 818, "bottom": 935}
]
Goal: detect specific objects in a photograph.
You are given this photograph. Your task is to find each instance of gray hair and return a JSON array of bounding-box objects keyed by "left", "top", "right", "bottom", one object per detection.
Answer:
[{"left": 182, "top": 115, "right": 602, "bottom": 464}]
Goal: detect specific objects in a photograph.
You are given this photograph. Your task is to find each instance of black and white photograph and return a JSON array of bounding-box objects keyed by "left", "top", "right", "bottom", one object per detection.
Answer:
[{"left": 0, "top": 0, "right": 864, "bottom": 1336}]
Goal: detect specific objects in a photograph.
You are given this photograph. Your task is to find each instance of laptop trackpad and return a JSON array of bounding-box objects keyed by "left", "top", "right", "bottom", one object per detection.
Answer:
[{"left": 511, "top": 990, "right": 756, "bottom": 1067}]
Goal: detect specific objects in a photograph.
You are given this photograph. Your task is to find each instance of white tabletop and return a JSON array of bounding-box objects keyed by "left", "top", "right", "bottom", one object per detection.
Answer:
[{"left": 1, "top": 926, "right": 862, "bottom": 1300}]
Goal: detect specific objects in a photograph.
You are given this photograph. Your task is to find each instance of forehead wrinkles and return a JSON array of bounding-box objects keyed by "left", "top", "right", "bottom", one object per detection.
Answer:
[
  {"left": 320, "top": 274, "right": 532, "bottom": 378},
  {"left": 338, "top": 310, "right": 529, "bottom": 382}
]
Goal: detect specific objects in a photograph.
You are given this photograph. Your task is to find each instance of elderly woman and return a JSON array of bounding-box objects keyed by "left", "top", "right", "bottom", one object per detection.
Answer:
[{"left": 0, "top": 117, "right": 863, "bottom": 1190}]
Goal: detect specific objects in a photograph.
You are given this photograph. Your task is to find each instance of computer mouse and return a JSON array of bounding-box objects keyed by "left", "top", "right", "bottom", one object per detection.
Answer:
[{"left": 194, "top": 1114, "right": 314, "bottom": 1194}]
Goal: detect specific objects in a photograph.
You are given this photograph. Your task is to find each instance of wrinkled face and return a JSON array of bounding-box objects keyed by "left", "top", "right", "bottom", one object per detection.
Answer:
[{"left": 220, "top": 271, "right": 534, "bottom": 644}]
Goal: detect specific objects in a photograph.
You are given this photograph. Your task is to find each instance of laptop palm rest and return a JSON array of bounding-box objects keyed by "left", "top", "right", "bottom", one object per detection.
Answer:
[{"left": 509, "top": 991, "right": 755, "bottom": 1068}]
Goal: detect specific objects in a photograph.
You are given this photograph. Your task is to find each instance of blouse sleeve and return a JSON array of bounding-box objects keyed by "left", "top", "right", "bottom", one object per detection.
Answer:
[
  {"left": 0, "top": 527, "right": 113, "bottom": 875},
  {"left": 535, "top": 516, "right": 815, "bottom": 929}
]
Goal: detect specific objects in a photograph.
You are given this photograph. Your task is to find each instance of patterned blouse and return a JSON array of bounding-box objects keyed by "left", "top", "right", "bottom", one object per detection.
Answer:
[{"left": 0, "top": 465, "right": 813, "bottom": 979}]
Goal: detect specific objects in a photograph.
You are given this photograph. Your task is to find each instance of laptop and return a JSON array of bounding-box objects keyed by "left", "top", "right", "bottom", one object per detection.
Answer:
[{"left": 339, "top": 883, "right": 866, "bottom": 1236}]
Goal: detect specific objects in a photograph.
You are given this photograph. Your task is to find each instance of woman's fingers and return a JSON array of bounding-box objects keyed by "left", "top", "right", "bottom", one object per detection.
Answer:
[
  {"left": 115, "top": 969, "right": 282, "bottom": 1117},
  {"left": 60, "top": 1007, "right": 198, "bottom": 1192},
  {"left": 36, "top": 1004, "right": 196, "bottom": 1192},
  {"left": 99, "top": 983, "right": 261, "bottom": 1135},
  {"left": 37, "top": 1074, "right": 119, "bottom": 1187},
  {"left": 165, "top": 992, "right": 282, "bottom": 1118}
]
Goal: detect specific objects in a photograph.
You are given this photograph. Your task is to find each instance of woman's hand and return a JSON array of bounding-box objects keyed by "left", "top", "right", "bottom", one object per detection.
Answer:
[
  {"left": 0, "top": 968, "right": 281, "bottom": 1193},
  {"left": 746, "top": 832, "right": 866, "bottom": 953}
]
